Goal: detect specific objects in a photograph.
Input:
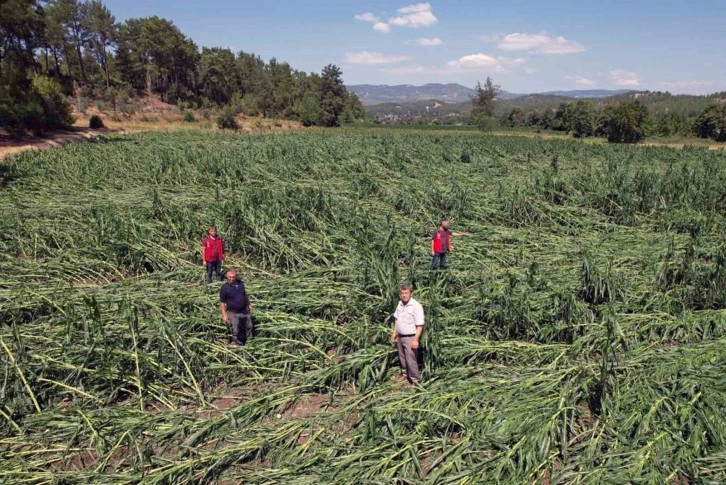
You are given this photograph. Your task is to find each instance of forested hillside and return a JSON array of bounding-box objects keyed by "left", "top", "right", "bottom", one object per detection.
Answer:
[
  {"left": 368, "top": 90, "right": 726, "bottom": 142},
  {"left": 0, "top": 0, "right": 364, "bottom": 131}
]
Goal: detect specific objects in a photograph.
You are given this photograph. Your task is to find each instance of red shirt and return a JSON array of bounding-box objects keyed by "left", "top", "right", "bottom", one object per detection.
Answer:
[
  {"left": 432, "top": 228, "right": 451, "bottom": 253},
  {"left": 202, "top": 235, "right": 225, "bottom": 262}
]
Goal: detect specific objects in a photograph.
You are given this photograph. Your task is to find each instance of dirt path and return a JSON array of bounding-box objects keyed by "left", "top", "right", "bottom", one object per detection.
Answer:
[
  {"left": 637, "top": 141, "right": 725, "bottom": 150},
  {"left": 1, "top": 113, "right": 304, "bottom": 163},
  {"left": 0, "top": 129, "right": 104, "bottom": 163}
]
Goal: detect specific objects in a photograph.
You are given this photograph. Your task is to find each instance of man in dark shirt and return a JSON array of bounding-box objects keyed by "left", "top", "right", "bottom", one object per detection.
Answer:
[{"left": 219, "top": 268, "right": 254, "bottom": 345}]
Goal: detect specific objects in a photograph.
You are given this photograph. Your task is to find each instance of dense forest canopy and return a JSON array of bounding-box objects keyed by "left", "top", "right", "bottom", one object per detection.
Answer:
[{"left": 0, "top": 0, "right": 364, "bottom": 131}]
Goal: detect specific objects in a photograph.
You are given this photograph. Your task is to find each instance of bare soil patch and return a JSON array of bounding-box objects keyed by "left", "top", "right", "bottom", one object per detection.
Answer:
[
  {"left": 1, "top": 96, "right": 302, "bottom": 162},
  {"left": 286, "top": 394, "right": 338, "bottom": 419},
  {"left": 0, "top": 128, "right": 104, "bottom": 162}
]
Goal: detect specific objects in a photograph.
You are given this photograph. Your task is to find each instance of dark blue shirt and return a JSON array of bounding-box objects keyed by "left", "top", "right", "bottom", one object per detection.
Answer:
[{"left": 219, "top": 279, "right": 250, "bottom": 313}]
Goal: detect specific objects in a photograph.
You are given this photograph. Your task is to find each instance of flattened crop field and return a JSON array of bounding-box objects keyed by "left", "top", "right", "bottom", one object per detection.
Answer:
[{"left": 1, "top": 130, "right": 724, "bottom": 483}]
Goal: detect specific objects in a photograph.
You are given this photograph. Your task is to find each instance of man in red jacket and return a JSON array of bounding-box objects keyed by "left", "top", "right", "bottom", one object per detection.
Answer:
[
  {"left": 201, "top": 225, "right": 225, "bottom": 283},
  {"left": 431, "top": 218, "right": 469, "bottom": 270}
]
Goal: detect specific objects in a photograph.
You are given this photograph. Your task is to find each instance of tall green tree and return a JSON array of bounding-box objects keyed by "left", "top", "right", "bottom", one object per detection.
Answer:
[
  {"left": 693, "top": 104, "right": 726, "bottom": 142},
  {"left": 602, "top": 98, "right": 650, "bottom": 143},
  {"left": 655, "top": 112, "right": 687, "bottom": 136},
  {"left": 114, "top": 18, "right": 145, "bottom": 92},
  {"left": 50, "top": 0, "right": 89, "bottom": 84},
  {"left": 236, "top": 51, "right": 270, "bottom": 115},
  {"left": 471, "top": 77, "right": 499, "bottom": 131},
  {"left": 42, "top": 0, "right": 67, "bottom": 77},
  {"left": 566, "top": 100, "right": 595, "bottom": 138},
  {"left": 299, "top": 92, "right": 321, "bottom": 126},
  {"left": 319, "top": 64, "right": 345, "bottom": 127},
  {"left": 198, "top": 47, "right": 238, "bottom": 105},
  {"left": 504, "top": 107, "right": 526, "bottom": 127},
  {"left": 292, "top": 71, "right": 320, "bottom": 125},
  {"left": 116, "top": 17, "right": 198, "bottom": 101},
  {"left": 538, "top": 109, "right": 555, "bottom": 130},
  {"left": 341, "top": 91, "right": 365, "bottom": 124},
  {"left": 80, "top": 0, "right": 115, "bottom": 88},
  {"left": 267, "top": 58, "right": 295, "bottom": 118},
  {"left": 0, "top": 0, "right": 44, "bottom": 80},
  {"left": 1, "top": 0, "right": 72, "bottom": 131}
]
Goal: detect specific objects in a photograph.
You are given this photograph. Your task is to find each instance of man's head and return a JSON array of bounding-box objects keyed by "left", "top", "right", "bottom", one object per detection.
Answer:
[
  {"left": 225, "top": 268, "right": 237, "bottom": 284},
  {"left": 208, "top": 225, "right": 217, "bottom": 237},
  {"left": 439, "top": 218, "right": 449, "bottom": 230},
  {"left": 399, "top": 282, "right": 413, "bottom": 303}
]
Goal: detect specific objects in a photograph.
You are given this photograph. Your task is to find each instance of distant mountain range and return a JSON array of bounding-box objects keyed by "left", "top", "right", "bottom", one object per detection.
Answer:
[
  {"left": 347, "top": 83, "right": 632, "bottom": 106},
  {"left": 535, "top": 89, "right": 633, "bottom": 99}
]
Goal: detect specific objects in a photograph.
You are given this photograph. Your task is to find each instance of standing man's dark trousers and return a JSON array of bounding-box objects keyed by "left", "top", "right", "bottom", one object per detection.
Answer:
[
  {"left": 396, "top": 335, "right": 421, "bottom": 383},
  {"left": 228, "top": 312, "right": 253, "bottom": 345},
  {"left": 431, "top": 252, "right": 448, "bottom": 270},
  {"left": 206, "top": 261, "right": 223, "bottom": 283}
]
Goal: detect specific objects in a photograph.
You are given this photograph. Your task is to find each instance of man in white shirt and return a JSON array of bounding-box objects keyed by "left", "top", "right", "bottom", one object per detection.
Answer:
[{"left": 390, "top": 282, "right": 425, "bottom": 385}]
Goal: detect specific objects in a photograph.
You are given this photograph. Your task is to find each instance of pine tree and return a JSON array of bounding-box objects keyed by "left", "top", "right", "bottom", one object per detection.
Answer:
[
  {"left": 319, "top": 64, "right": 345, "bottom": 127},
  {"left": 471, "top": 77, "right": 499, "bottom": 131}
]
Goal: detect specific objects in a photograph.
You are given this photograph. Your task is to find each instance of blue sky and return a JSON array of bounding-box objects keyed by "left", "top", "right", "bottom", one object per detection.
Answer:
[{"left": 103, "top": 1, "right": 725, "bottom": 94}]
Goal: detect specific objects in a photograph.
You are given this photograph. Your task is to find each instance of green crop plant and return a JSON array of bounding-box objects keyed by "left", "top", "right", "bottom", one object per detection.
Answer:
[{"left": 0, "top": 130, "right": 724, "bottom": 483}]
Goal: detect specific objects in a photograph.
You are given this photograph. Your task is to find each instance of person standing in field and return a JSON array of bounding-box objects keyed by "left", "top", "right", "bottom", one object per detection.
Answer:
[
  {"left": 202, "top": 225, "right": 225, "bottom": 283},
  {"left": 219, "top": 268, "right": 254, "bottom": 346},
  {"left": 390, "top": 282, "right": 424, "bottom": 385},
  {"left": 431, "top": 218, "right": 470, "bottom": 270}
]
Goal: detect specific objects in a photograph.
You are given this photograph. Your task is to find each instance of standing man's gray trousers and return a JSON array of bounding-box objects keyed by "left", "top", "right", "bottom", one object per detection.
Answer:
[
  {"left": 396, "top": 335, "right": 421, "bottom": 382},
  {"left": 228, "top": 312, "right": 253, "bottom": 345}
]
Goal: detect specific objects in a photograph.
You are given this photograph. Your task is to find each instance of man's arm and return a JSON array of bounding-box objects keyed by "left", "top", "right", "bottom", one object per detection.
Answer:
[
  {"left": 412, "top": 304, "right": 424, "bottom": 349},
  {"left": 430, "top": 238, "right": 435, "bottom": 256},
  {"left": 201, "top": 241, "right": 206, "bottom": 266},
  {"left": 220, "top": 287, "right": 228, "bottom": 322},
  {"left": 220, "top": 239, "right": 225, "bottom": 261},
  {"left": 390, "top": 307, "right": 399, "bottom": 343},
  {"left": 220, "top": 302, "right": 228, "bottom": 322},
  {"left": 448, "top": 230, "right": 470, "bottom": 251},
  {"left": 243, "top": 283, "right": 253, "bottom": 313},
  {"left": 412, "top": 325, "right": 424, "bottom": 349}
]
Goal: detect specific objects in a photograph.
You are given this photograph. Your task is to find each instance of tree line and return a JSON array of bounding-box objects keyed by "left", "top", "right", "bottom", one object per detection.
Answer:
[
  {"left": 480, "top": 81, "right": 665, "bottom": 143},
  {"left": 1, "top": 0, "right": 365, "bottom": 131},
  {"left": 501, "top": 94, "right": 726, "bottom": 143},
  {"left": 372, "top": 88, "right": 725, "bottom": 143}
]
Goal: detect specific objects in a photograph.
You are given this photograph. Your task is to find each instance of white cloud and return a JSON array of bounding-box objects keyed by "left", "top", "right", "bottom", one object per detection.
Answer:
[
  {"left": 575, "top": 76, "right": 597, "bottom": 88},
  {"left": 414, "top": 37, "right": 443, "bottom": 46},
  {"left": 447, "top": 53, "right": 525, "bottom": 73},
  {"left": 397, "top": 2, "right": 433, "bottom": 13},
  {"left": 355, "top": 12, "right": 379, "bottom": 23},
  {"left": 344, "top": 51, "right": 410, "bottom": 65},
  {"left": 356, "top": 12, "right": 390, "bottom": 32},
  {"left": 497, "top": 32, "right": 585, "bottom": 54},
  {"left": 660, "top": 80, "right": 713, "bottom": 89},
  {"left": 610, "top": 69, "right": 640, "bottom": 87},
  {"left": 388, "top": 2, "right": 438, "bottom": 28},
  {"left": 357, "top": 3, "right": 437, "bottom": 34}
]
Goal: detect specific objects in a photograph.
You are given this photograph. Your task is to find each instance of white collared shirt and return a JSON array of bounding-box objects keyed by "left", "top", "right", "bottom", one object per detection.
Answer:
[{"left": 393, "top": 297, "right": 424, "bottom": 335}]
